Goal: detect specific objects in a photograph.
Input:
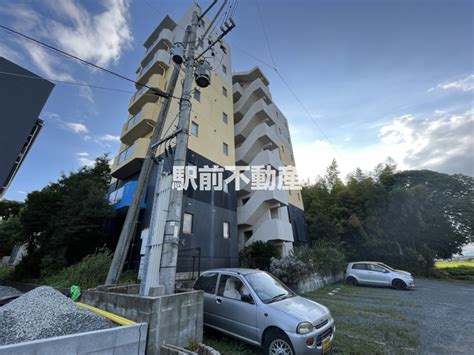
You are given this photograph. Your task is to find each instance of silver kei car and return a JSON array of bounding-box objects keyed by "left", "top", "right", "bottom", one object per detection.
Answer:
[
  {"left": 193, "top": 268, "right": 335, "bottom": 355},
  {"left": 345, "top": 261, "right": 415, "bottom": 289}
]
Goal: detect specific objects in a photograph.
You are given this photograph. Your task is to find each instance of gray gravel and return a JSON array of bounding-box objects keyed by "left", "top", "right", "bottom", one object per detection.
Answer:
[
  {"left": 0, "top": 286, "right": 115, "bottom": 345},
  {"left": 0, "top": 286, "right": 22, "bottom": 302}
]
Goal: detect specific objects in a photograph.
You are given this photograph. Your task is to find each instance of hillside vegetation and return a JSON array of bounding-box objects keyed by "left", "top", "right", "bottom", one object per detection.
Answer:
[{"left": 302, "top": 159, "right": 473, "bottom": 275}]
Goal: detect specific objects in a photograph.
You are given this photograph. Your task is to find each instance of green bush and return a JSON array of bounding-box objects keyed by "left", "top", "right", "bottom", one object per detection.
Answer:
[
  {"left": 239, "top": 241, "right": 279, "bottom": 271},
  {"left": 39, "top": 248, "right": 115, "bottom": 289},
  {"left": 0, "top": 265, "right": 14, "bottom": 279},
  {"left": 270, "top": 242, "right": 346, "bottom": 283}
]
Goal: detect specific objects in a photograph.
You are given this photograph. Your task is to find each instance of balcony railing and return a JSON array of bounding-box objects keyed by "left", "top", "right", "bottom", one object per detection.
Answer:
[
  {"left": 117, "top": 145, "right": 135, "bottom": 165},
  {"left": 109, "top": 180, "right": 146, "bottom": 210},
  {"left": 126, "top": 111, "right": 143, "bottom": 131}
]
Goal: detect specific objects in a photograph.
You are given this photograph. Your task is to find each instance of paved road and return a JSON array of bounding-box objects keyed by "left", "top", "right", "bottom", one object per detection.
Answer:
[{"left": 405, "top": 279, "right": 474, "bottom": 354}]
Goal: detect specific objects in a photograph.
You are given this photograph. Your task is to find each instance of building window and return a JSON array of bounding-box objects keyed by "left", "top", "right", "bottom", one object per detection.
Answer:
[
  {"left": 222, "top": 112, "right": 228, "bottom": 124},
  {"left": 191, "top": 121, "right": 199, "bottom": 137},
  {"left": 223, "top": 142, "right": 229, "bottom": 156},
  {"left": 222, "top": 64, "right": 227, "bottom": 74},
  {"left": 193, "top": 89, "right": 201, "bottom": 102},
  {"left": 223, "top": 222, "right": 230, "bottom": 239},
  {"left": 221, "top": 45, "right": 227, "bottom": 54},
  {"left": 183, "top": 213, "right": 193, "bottom": 234},
  {"left": 222, "top": 86, "right": 228, "bottom": 97}
]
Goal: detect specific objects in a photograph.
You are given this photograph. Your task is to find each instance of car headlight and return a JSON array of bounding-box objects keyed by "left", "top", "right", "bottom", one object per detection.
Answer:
[{"left": 297, "top": 321, "right": 313, "bottom": 334}]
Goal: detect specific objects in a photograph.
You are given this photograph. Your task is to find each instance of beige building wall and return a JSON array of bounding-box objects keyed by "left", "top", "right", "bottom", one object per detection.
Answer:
[{"left": 111, "top": 4, "right": 234, "bottom": 179}]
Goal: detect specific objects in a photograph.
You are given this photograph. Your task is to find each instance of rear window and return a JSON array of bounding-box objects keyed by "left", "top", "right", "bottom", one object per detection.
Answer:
[
  {"left": 194, "top": 273, "right": 218, "bottom": 294},
  {"left": 352, "top": 263, "right": 367, "bottom": 270}
]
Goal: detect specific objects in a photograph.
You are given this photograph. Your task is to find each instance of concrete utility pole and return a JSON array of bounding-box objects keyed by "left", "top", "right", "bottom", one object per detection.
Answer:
[
  {"left": 159, "top": 10, "right": 200, "bottom": 295},
  {"left": 105, "top": 37, "right": 187, "bottom": 286}
]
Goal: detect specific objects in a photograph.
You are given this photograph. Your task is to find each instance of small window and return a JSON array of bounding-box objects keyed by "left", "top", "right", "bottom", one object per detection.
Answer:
[
  {"left": 217, "top": 275, "right": 253, "bottom": 303},
  {"left": 222, "top": 112, "right": 228, "bottom": 124},
  {"left": 352, "top": 263, "right": 367, "bottom": 270},
  {"left": 223, "top": 142, "right": 229, "bottom": 156},
  {"left": 222, "top": 64, "right": 227, "bottom": 74},
  {"left": 222, "top": 86, "right": 228, "bottom": 97},
  {"left": 223, "top": 221, "right": 230, "bottom": 239},
  {"left": 193, "top": 89, "right": 201, "bottom": 102},
  {"left": 183, "top": 212, "right": 193, "bottom": 233},
  {"left": 221, "top": 45, "right": 227, "bottom": 54},
  {"left": 194, "top": 273, "right": 218, "bottom": 294},
  {"left": 191, "top": 121, "right": 199, "bottom": 137}
]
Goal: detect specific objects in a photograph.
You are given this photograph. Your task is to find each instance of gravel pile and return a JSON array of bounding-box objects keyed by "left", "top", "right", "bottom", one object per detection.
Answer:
[
  {"left": 0, "top": 286, "right": 22, "bottom": 302},
  {"left": 0, "top": 286, "right": 115, "bottom": 345}
]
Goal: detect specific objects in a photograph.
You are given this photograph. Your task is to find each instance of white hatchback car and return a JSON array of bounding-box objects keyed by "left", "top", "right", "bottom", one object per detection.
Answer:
[{"left": 345, "top": 262, "right": 415, "bottom": 289}]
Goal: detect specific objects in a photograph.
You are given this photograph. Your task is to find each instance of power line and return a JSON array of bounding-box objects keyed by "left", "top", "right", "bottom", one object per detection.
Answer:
[
  {"left": 0, "top": 24, "right": 170, "bottom": 99},
  {"left": 0, "top": 71, "right": 136, "bottom": 95},
  {"left": 254, "top": 0, "right": 276, "bottom": 69},
  {"left": 253, "top": 1, "right": 343, "bottom": 160},
  {"left": 0, "top": 71, "right": 179, "bottom": 101}
]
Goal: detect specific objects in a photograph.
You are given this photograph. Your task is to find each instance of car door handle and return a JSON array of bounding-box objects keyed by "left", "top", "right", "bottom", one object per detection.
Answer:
[{"left": 216, "top": 298, "right": 222, "bottom": 304}]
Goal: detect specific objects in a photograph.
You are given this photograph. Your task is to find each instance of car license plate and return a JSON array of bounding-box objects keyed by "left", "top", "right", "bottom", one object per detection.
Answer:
[{"left": 322, "top": 337, "right": 332, "bottom": 353}]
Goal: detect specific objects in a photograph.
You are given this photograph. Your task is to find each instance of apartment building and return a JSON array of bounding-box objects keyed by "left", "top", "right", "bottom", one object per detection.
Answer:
[
  {"left": 233, "top": 68, "right": 307, "bottom": 255},
  {"left": 107, "top": 4, "right": 306, "bottom": 273}
]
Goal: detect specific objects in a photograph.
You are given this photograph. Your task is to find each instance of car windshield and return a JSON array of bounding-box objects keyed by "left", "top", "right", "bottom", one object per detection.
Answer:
[
  {"left": 377, "top": 263, "right": 395, "bottom": 271},
  {"left": 245, "top": 272, "right": 294, "bottom": 303}
]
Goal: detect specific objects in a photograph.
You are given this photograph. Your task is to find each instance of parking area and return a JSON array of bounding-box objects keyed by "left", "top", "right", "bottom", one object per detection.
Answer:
[{"left": 203, "top": 278, "right": 474, "bottom": 354}]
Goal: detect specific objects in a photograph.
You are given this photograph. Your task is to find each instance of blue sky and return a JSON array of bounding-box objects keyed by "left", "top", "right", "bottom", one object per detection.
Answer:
[{"left": 0, "top": 0, "right": 472, "bottom": 201}]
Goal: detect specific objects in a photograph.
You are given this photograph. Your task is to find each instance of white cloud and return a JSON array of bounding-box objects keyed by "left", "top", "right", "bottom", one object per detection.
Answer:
[
  {"left": 47, "top": 0, "right": 133, "bottom": 67},
  {"left": 97, "top": 134, "right": 120, "bottom": 142},
  {"left": 293, "top": 110, "right": 474, "bottom": 182},
  {"left": 76, "top": 152, "right": 95, "bottom": 167},
  {"left": 428, "top": 74, "right": 474, "bottom": 93},
  {"left": 62, "top": 121, "right": 89, "bottom": 135},
  {"left": 79, "top": 85, "right": 94, "bottom": 103},
  {"left": 2, "top": 0, "right": 132, "bottom": 79},
  {"left": 17, "top": 190, "right": 27, "bottom": 195}
]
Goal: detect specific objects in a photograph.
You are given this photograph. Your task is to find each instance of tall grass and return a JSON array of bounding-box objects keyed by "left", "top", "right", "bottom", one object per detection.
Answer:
[
  {"left": 435, "top": 260, "right": 474, "bottom": 283},
  {"left": 40, "top": 248, "right": 136, "bottom": 289}
]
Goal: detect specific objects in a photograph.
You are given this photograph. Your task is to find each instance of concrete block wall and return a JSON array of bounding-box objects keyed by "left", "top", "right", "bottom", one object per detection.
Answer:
[
  {"left": 81, "top": 288, "right": 203, "bottom": 354},
  {"left": 293, "top": 273, "right": 344, "bottom": 293},
  {"left": 0, "top": 323, "right": 147, "bottom": 355}
]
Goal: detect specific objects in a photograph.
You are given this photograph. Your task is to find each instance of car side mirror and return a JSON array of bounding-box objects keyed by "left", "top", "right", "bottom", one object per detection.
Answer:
[{"left": 241, "top": 294, "right": 254, "bottom": 304}]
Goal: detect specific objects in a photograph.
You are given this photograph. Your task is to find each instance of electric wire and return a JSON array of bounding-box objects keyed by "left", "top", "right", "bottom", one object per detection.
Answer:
[
  {"left": 0, "top": 24, "right": 170, "bottom": 99},
  {"left": 253, "top": 0, "right": 343, "bottom": 160}
]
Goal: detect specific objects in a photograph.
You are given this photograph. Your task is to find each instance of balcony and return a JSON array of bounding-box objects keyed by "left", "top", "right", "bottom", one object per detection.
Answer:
[
  {"left": 128, "top": 74, "right": 165, "bottom": 115},
  {"left": 234, "top": 78, "right": 272, "bottom": 122},
  {"left": 121, "top": 103, "right": 155, "bottom": 145},
  {"left": 136, "top": 49, "right": 171, "bottom": 88},
  {"left": 235, "top": 99, "right": 276, "bottom": 145},
  {"left": 141, "top": 28, "right": 173, "bottom": 67},
  {"left": 108, "top": 180, "right": 146, "bottom": 210},
  {"left": 233, "top": 82, "right": 243, "bottom": 102},
  {"left": 246, "top": 219, "right": 294, "bottom": 245},
  {"left": 111, "top": 137, "right": 150, "bottom": 179},
  {"left": 235, "top": 123, "right": 279, "bottom": 165},
  {"left": 237, "top": 189, "right": 288, "bottom": 227}
]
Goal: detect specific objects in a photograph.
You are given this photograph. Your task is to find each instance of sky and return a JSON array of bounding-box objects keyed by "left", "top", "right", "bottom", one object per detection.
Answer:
[{"left": 0, "top": 0, "right": 473, "bottom": 201}]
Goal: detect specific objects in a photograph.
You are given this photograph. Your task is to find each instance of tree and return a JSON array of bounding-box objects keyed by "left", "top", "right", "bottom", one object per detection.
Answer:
[
  {"left": 15, "top": 155, "right": 114, "bottom": 277},
  {"left": 301, "top": 160, "right": 473, "bottom": 275}
]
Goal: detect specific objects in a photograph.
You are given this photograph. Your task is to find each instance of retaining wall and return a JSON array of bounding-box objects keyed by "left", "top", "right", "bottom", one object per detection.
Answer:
[
  {"left": 0, "top": 323, "right": 147, "bottom": 355},
  {"left": 81, "top": 287, "right": 203, "bottom": 354},
  {"left": 292, "top": 273, "right": 344, "bottom": 293}
]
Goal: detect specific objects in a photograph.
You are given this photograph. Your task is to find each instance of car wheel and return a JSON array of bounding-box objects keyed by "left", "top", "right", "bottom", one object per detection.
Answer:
[
  {"left": 392, "top": 279, "right": 407, "bottom": 290},
  {"left": 264, "top": 329, "right": 295, "bottom": 355},
  {"left": 346, "top": 276, "right": 358, "bottom": 286}
]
